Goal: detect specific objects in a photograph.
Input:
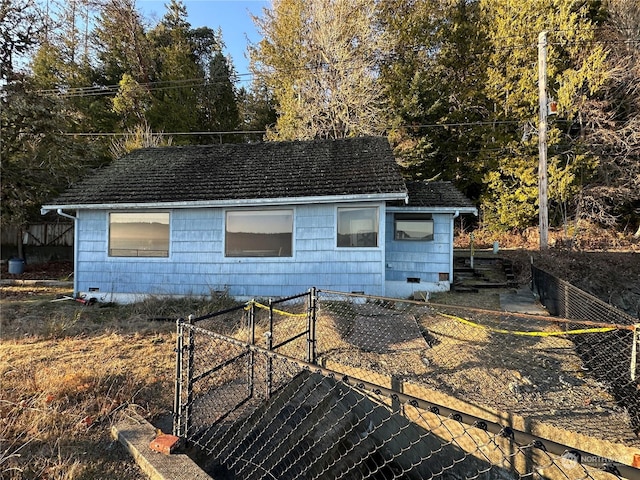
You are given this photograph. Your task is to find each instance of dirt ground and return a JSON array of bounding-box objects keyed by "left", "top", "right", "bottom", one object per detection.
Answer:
[
  {"left": 496, "top": 249, "right": 640, "bottom": 317},
  {"left": 316, "top": 295, "right": 639, "bottom": 450}
]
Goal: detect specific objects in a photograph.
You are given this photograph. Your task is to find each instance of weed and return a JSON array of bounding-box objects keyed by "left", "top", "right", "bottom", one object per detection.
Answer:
[{"left": 0, "top": 287, "right": 242, "bottom": 479}]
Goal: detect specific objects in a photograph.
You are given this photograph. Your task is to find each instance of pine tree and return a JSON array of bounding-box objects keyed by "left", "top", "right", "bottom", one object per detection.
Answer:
[{"left": 379, "top": 0, "right": 490, "bottom": 198}]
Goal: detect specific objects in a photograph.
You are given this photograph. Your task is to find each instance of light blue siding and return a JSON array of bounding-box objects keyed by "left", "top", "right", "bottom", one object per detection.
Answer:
[
  {"left": 75, "top": 203, "right": 387, "bottom": 301},
  {"left": 384, "top": 212, "right": 453, "bottom": 285}
]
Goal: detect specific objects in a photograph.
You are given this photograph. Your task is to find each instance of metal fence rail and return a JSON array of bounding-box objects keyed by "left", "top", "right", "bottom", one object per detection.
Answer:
[{"left": 174, "top": 287, "right": 640, "bottom": 479}]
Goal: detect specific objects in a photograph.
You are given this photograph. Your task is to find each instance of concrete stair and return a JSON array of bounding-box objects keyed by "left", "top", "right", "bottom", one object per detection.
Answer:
[{"left": 196, "top": 371, "right": 500, "bottom": 480}]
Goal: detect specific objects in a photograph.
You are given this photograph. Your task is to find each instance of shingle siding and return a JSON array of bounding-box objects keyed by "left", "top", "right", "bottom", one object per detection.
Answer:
[
  {"left": 384, "top": 212, "right": 452, "bottom": 284},
  {"left": 75, "top": 204, "right": 387, "bottom": 299}
]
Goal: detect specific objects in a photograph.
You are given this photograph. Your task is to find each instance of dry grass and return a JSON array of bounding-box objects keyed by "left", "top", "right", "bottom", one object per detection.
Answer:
[
  {"left": 455, "top": 222, "right": 640, "bottom": 251},
  {"left": 0, "top": 286, "right": 240, "bottom": 479}
]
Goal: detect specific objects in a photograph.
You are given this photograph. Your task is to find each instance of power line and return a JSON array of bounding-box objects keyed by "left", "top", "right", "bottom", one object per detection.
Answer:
[
  {"left": 62, "top": 130, "right": 267, "bottom": 136},
  {"left": 31, "top": 72, "right": 254, "bottom": 98}
]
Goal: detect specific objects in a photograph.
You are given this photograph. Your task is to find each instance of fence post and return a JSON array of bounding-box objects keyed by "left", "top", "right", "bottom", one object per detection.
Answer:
[
  {"left": 184, "top": 314, "right": 195, "bottom": 440},
  {"left": 632, "top": 324, "right": 639, "bottom": 382},
  {"left": 265, "top": 299, "right": 275, "bottom": 398},
  {"left": 173, "top": 317, "right": 185, "bottom": 437},
  {"left": 247, "top": 301, "right": 255, "bottom": 398},
  {"left": 307, "top": 287, "right": 317, "bottom": 364}
]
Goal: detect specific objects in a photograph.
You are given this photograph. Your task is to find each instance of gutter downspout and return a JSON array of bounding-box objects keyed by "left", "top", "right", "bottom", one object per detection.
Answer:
[
  {"left": 450, "top": 210, "right": 460, "bottom": 288},
  {"left": 53, "top": 208, "right": 78, "bottom": 296}
]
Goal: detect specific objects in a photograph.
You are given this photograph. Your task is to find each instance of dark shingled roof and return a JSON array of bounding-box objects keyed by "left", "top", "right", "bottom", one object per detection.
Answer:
[
  {"left": 48, "top": 137, "right": 407, "bottom": 206},
  {"left": 403, "top": 181, "right": 476, "bottom": 209}
]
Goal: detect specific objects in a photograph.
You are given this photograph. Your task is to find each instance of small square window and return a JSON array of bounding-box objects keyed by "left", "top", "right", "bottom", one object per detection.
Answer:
[{"left": 337, "top": 207, "right": 379, "bottom": 247}]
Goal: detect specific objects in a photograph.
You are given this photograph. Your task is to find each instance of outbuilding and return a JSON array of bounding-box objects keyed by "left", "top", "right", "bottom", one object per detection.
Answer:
[{"left": 41, "top": 137, "right": 477, "bottom": 302}]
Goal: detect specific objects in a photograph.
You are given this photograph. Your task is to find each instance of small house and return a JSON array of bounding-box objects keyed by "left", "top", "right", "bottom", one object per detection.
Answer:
[{"left": 41, "top": 137, "right": 477, "bottom": 302}]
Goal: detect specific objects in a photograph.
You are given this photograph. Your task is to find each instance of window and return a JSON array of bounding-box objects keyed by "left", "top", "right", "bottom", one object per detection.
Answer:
[
  {"left": 109, "top": 212, "right": 170, "bottom": 257},
  {"left": 395, "top": 213, "right": 434, "bottom": 241},
  {"left": 225, "top": 210, "right": 293, "bottom": 257},
  {"left": 337, "top": 207, "right": 378, "bottom": 247}
]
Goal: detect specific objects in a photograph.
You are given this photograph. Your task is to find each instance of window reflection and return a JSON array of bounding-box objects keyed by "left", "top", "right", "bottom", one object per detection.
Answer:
[
  {"left": 109, "top": 212, "right": 170, "bottom": 257},
  {"left": 337, "top": 207, "right": 378, "bottom": 247},
  {"left": 225, "top": 210, "right": 293, "bottom": 257}
]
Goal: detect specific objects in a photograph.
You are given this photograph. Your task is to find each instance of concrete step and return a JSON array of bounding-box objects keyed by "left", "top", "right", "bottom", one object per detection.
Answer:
[{"left": 197, "top": 371, "right": 495, "bottom": 479}]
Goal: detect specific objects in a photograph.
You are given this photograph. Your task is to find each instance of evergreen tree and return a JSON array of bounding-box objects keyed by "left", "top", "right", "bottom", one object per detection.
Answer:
[
  {"left": 93, "top": 0, "right": 153, "bottom": 85},
  {"left": 379, "top": 0, "right": 490, "bottom": 199},
  {"left": 146, "top": 0, "right": 202, "bottom": 136},
  {"left": 478, "top": 0, "right": 609, "bottom": 231},
  {"left": 199, "top": 50, "right": 241, "bottom": 135},
  {"left": 0, "top": 0, "right": 40, "bottom": 79},
  {"left": 576, "top": 0, "right": 640, "bottom": 234},
  {"left": 237, "top": 81, "right": 277, "bottom": 137}
]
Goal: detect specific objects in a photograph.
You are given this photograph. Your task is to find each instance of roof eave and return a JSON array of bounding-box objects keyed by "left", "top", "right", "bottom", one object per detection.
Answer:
[
  {"left": 387, "top": 205, "right": 478, "bottom": 215},
  {"left": 42, "top": 192, "right": 409, "bottom": 213}
]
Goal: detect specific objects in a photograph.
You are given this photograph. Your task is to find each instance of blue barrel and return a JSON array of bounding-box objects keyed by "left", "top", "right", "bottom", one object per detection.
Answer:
[{"left": 8, "top": 258, "right": 25, "bottom": 274}]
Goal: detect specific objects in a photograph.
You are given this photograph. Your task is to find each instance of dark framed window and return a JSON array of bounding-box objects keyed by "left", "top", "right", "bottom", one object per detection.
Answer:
[
  {"left": 109, "top": 212, "right": 170, "bottom": 257},
  {"left": 394, "top": 213, "right": 434, "bottom": 241},
  {"left": 337, "top": 207, "right": 379, "bottom": 247},
  {"left": 225, "top": 210, "right": 293, "bottom": 257}
]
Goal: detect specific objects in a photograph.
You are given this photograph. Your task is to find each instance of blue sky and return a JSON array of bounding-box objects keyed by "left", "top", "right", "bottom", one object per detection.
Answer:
[{"left": 137, "top": 0, "right": 269, "bottom": 83}]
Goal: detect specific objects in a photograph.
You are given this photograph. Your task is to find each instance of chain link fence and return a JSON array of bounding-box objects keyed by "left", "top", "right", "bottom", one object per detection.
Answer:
[
  {"left": 174, "top": 286, "right": 640, "bottom": 480},
  {"left": 531, "top": 265, "right": 640, "bottom": 434}
]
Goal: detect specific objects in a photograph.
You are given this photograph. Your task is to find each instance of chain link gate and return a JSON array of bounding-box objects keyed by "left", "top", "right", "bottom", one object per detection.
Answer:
[{"left": 174, "top": 288, "right": 640, "bottom": 480}]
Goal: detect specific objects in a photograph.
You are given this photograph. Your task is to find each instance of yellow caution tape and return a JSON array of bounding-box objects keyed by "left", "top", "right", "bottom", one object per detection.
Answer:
[
  {"left": 245, "top": 301, "right": 308, "bottom": 318},
  {"left": 437, "top": 312, "right": 616, "bottom": 337}
]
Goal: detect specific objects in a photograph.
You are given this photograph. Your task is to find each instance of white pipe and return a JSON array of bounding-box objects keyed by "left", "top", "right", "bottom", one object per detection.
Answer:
[
  {"left": 55, "top": 209, "right": 78, "bottom": 296},
  {"left": 56, "top": 208, "right": 77, "bottom": 221}
]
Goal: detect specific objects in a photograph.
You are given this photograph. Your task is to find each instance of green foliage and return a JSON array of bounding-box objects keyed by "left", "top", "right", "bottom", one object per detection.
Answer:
[
  {"left": 112, "top": 73, "right": 151, "bottom": 128},
  {"left": 380, "top": 0, "right": 490, "bottom": 195},
  {"left": 475, "top": 0, "right": 609, "bottom": 231},
  {"left": 0, "top": 79, "right": 108, "bottom": 227}
]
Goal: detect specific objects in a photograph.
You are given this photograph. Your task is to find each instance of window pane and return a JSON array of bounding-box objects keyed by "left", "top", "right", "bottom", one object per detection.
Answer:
[
  {"left": 109, "top": 212, "right": 169, "bottom": 257},
  {"left": 225, "top": 210, "right": 293, "bottom": 257},
  {"left": 337, "top": 207, "right": 378, "bottom": 247},
  {"left": 395, "top": 214, "right": 434, "bottom": 241}
]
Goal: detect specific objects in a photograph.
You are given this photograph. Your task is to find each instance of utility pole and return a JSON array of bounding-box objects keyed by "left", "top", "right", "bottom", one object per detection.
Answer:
[{"left": 538, "top": 31, "right": 549, "bottom": 250}]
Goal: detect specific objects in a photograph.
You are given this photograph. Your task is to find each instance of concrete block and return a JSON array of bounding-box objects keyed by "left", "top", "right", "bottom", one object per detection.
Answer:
[{"left": 111, "top": 409, "right": 210, "bottom": 480}]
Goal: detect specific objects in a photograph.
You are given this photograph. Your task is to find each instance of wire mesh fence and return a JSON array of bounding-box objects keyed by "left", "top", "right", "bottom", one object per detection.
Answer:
[
  {"left": 531, "top": 265, "right": 640, "bottom": 435},
  {"left": 315, "top": 289, "right": 639, "bottom": 446},
  {"left": 174, "top": 286, "right": 640, "bottom": 480}
]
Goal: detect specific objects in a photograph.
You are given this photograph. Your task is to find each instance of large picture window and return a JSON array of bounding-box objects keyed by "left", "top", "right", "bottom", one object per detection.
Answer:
[
  {"left": 109, "top": 212, "right": 170, "bottom": 257},
  {"left": 394, "top": 213, "right": 434, "bottom": 241},
  {"left": 337, "top": 207, "right": 378, "bottom": 247},
  {"left": 225, "top": 210, "right": 293, "bottom": 257}
]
